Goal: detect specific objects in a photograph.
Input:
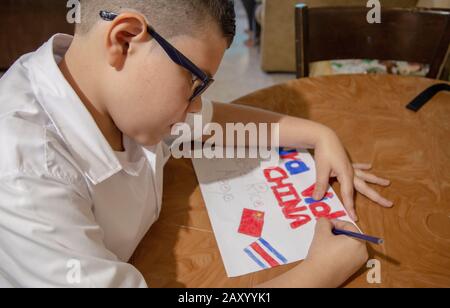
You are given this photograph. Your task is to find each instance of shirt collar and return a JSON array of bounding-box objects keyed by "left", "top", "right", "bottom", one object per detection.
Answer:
[{"left": 25, "top": 34, "right": 123, "bottom": 185}]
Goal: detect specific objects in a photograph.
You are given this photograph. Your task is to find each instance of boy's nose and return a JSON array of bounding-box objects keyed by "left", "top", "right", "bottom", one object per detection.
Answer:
[{"left": 188, "top": 96, "right": 203, "bottom": 114}]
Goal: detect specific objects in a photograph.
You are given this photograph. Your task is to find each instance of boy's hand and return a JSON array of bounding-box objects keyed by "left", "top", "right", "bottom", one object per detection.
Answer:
[
  {"left": 256, "top": 218, "right": 368, "bottom": 288},
  {"left": 304, "top": 218, "right": 369, "bottom": 288},
  {"left": 313, "top": 129, "right": 394, "bottom": 221},
  {"left": 328, "top": 163, "right": 394, "bottom": 221},
  {"left": 313, "top": 128, "right": 356, "bottom": 219}
]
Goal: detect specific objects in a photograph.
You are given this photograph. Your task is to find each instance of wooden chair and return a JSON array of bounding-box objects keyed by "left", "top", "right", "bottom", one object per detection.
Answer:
[{"left": 295, "top": 5, "right": 450, "bottom": 79}]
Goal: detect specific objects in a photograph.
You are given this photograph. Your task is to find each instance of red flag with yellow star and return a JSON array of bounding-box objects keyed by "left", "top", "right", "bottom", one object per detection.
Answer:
[{"left": 238, "top": 209, "right": 265, "bottom": 238}]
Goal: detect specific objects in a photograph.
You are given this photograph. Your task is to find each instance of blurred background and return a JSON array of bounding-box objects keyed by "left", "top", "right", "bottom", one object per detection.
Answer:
[{"left": 0, "top": 0, "right": 449, "bottom": 103}]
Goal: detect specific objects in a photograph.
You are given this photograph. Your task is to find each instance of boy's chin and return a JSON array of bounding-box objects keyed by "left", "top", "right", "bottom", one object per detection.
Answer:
[
  {"left": 138, "top": 126, "right": 173, "bottom": 147},
  {"left": 135, "top": 134, "right": 164, "bottom": 147}
]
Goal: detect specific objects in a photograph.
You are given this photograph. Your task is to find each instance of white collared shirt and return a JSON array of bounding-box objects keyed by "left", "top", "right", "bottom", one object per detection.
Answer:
[{"left": 0, "top": 34, "right": 213, "bottom": 288}]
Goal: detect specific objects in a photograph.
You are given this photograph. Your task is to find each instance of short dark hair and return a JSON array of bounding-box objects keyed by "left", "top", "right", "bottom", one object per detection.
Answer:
[{"left": 76, "top": 0, "right": 236, "bottom": 47}]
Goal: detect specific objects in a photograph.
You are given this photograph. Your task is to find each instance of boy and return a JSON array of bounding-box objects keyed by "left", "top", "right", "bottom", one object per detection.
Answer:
[{"left": 0, "top": 0, "right": 393, "bottom": 287}]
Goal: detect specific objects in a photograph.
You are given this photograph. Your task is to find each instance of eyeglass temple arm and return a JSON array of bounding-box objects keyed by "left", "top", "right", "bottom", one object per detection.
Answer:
[{"left": 147, "top": 28, "right": 208, "bottom": 82}]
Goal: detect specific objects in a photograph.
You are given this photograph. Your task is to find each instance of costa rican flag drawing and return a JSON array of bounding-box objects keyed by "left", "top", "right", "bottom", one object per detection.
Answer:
[{"left": 244, "top": 238, "right": 288, "bottom": 269}]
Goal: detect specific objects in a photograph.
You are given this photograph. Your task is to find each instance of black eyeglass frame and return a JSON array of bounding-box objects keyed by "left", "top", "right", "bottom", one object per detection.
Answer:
[{"left": 99, "top": 10, "right": 214, "bottom": 102}]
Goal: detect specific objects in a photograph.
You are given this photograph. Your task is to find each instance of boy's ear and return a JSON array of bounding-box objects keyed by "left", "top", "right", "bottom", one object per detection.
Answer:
[{"left": 105, "top": 12, "right": 149, "bottom": 69}]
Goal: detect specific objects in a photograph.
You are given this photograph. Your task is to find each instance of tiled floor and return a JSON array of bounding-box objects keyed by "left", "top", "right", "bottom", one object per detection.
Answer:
[{"left": 203, "top": 1, "right": 295, "bottom": 103}]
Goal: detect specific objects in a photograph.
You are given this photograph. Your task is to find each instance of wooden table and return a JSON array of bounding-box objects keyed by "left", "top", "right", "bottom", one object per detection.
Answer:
[{"left": 130, "top": 74, "right": 450, "bottom": 288}]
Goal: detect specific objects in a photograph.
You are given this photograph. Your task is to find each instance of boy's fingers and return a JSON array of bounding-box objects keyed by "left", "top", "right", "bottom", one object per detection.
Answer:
[
  {"left": 354, "top": 178, "right": 394, "bottom": 208},
  {"left": 355, "top": 169, "right": 390, "bottom": 186},
  {"left": 313, "top": 164, "right": 331, "bottom": 200},
  {"left": 339, "top": 171, "right": 357, "bottom": 221},
  {"left": 352, "top": 163, "right": 372, "bottom": 170}
]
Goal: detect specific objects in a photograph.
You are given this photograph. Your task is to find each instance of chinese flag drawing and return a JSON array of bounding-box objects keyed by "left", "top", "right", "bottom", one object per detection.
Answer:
[{"left": 238, "top": 209, "right": 265, "bottom": 238}]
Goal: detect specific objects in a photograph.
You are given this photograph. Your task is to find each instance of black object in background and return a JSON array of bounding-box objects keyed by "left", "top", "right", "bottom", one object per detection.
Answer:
[{"left": 407, "top": 83, "right": 450, "bottom": 112}]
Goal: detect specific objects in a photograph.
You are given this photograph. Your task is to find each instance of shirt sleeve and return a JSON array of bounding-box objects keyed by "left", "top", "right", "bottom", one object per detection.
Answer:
[{"left": 0, "top": 172, "right": 148, "bottom": 288}]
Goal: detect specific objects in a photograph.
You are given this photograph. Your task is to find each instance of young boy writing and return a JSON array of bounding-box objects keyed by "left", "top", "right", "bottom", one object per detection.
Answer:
[{"left": 0, "top": 0, "right": 393, "bottom": 287}]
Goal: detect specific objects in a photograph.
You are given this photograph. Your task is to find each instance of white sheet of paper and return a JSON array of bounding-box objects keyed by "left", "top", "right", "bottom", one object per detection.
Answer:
[{"left": 192, "top": 147, "right": 355, "bottom": 277}]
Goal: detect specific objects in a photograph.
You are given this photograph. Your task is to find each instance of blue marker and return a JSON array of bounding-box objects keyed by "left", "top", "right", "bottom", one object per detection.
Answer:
[{"left": 332, "top": 228, "right": 384, "bottom": 245}]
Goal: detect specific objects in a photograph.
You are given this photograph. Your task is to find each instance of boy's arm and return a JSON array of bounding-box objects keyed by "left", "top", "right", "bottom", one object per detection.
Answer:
[
  {"left": 209, "top": 102, "right": 357, "bottom": 220},
  {"left": 209, "top": 102, "right": 330, "bottom": 149}
]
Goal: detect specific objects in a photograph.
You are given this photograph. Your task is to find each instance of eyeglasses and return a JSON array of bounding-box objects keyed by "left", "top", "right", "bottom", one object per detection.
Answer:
[{"left": 99, "top": 10, "right": 214, "bottom": 103}]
